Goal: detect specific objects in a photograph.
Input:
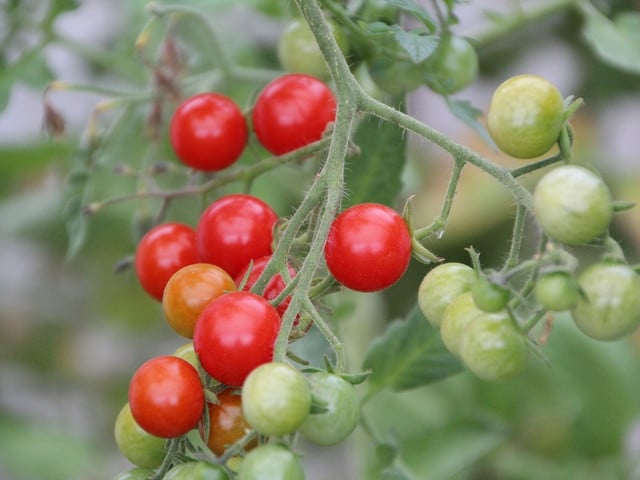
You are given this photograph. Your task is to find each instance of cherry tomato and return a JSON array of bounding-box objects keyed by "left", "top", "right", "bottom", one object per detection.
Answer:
[
  {"left": 571, "top": 262, "right": 640, "bottom": 341},
  {"left": 356, "top": 0, "right": 400, "bottom": 24},
  {"left": 367, "top": 55, "right": 423, "bottom": 97},
  {"left": 237, "top": 444, "right": 305, "bottom": 480},
  {"left": 135, "top": 222, "right": 199, "bottom": 301},
  {"left": 173, "top": 342, "right": 200, "bottom": 370},
  {"left": 128, "top": 356, "right": 204, "bottom": 438},
  {"left": 202, "top": 389, "right": 256, "bottom": 456},
  {"left": 324, "top": 203, "right": 412, "bottom": 292},
  {"left": 298, "top": 371, "right": 359, "bottom": 446},
  {"left": 114, "top": 402, "right": 166, "bottom": 468},
  {"left": 487, "top": 74, "right": 565, "bottom": 159},
  {"left": 164, "top": 461, "right": 230, "bottom": 480},
  {"left": 196, "top": 194, "right": 278, "bottom": 278},
  {"left": 459, "top": 311, "right": 528, "bottom": 382},
  {"left": 418, "top": 262, "right": 475, "bottom": 327},
  {"left": 424, "top": 35, "right": 478, "bottom": 95},
  {"left": 241, "top": 362, "right": 311, "bottom": 436},
  {"left": 534, "top": 271, "right": 580, "bottom": 311},
  {"left": 163, "top": 263, "right": 236, "bottom": 339},
  {"left": 439, "top": 291, "right": 485, "bottom": 358},
  {"left": 193, "top": 291, "right": 281, "bottom": 386},
  {"left": 169, "top": 93, "right": 248, "bottom": 172},
  {"left": 112, "top": 467, "right": 155, "bottom": 480},
  {"left": 533, "top": 165, "right": 612, "bottom": 245},
  {"left": 471, "top": 277, "right": 510, "bottom": 313},
  {"left": 252, "top": 73, "right": 337, "bottom": 155}
]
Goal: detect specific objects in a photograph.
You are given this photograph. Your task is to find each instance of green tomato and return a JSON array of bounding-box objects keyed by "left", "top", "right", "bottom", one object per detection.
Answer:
[
  {"left": 238, "top": 445, "right": 305, "bottom": 480},
  {"left": 460, "top": 311, "right": 528, "bottom": 382},
  {"left": 418, "top": 262, "right": 476, "bottom": 327},
  {"left": 487, "top": 74, "right": 565, "bottom": 159},
  {"left": 440, "top": 291, "right": 485, "bottom": 358},
  {"left": 277, "top": 17, "right": 348, "bottom": 80},
  {"left": 172, "top": 342, "right": 200, "bottom": 370},
  {"left": 164, "top": 461, "right": 229, "bottom": 480},
  {"left": 298, "top": 372, "right": 359, "bottom": 446},
  {"left": 366, "top": 55, "right": 424, "bottom": 97},
  {"left": 533, "top": 165, "right": 612, "bottom": 245},
  {"left": 424, "top": 35, "right": 478, "bottom": 95},
  {"left": 112, "top": 467, "right": 154, "bottom": 480},
  {"left": 356, "top": 0, "right": 400, "bottom": 24},
  {"left": 114, "top": 402, "right": 166, "bottom": 469},
  {"left": 534, "top": 271, "right": 580, "bottom": 311},
  {"left": 471, "top": 277, "right": 510, "bottom": 313},
  {"left": 242, "top": 362, "right": 311, "bottom": 436},
  {"left": 571, "top": 262, "right": 640, "bottom": 341}
]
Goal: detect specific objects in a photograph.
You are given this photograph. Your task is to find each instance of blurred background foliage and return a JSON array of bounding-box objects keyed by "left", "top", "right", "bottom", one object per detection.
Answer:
[{"left": 1, "top": 0, "right": 640, "bottom": 479}]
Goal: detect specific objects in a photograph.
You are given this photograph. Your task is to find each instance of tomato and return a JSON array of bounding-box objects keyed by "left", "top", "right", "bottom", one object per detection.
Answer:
[
  {"left": 418, "top": 262, "right": 475, "bottom": 327},
  {"left": 196, "top": 194, "right": 278, "bottom": 278},
  {"left": 112, "top": 467, "right": 155, "bottom": 480},
  {"left": 128, "top": 356, "right": 204, "bottom": 438},
  {"left": 533, "top": 165, "right": 612, "bottom": 245},
  {"left": 324, "top": 203, "right": 412, "bottom": 292},
  {"left": 487, "top": 74, "right": 565, "bottom": 159},
  {"left": 252, "top": 73, "right": 337, "bottom": 155},
  {"left": 169, "top": 93, "right": 247, "bottom": 172},
  {"left": 277, "top": 17, "right": 349, "bottom": 80},
  {"left": 424, "top": 35, "right": 478, "bottom": 95},
  {"left": 164, "top": 461, "right": 230, "bottom": 480},
  {"left": 202, "top": 389, "right": 256, "bottom": 456},
  {"left": 571, "top": 262, "right": 640, "bottom": 341},
  {"left": 440, "top": 291, "right": 485, "bottom": 358},
  {"left": 237, "top": 444, "right": 305, "bottom": 480},
  {"left": 471, "top": 277, "right": 510, "bottom": 313},
  {"left": 534, "top": 271, "right": 580, "bottom": 311},
  {"left": 367, "top": 55, "right": 423, "bottom": 97},
  {"left": 241, "top": 362, "right": 311, "bottom": 436},
  {"left": 193, "top": 291, "right": 281, "bottom": 386},
  {"left": 459, "top": 311, "right": 528, "bottom": 382},
  {"left": 135, "top": 222, "right": 199, "bottom": 301},
  {"left": 298, "top": 371, "right": 359, "bottom": 446},
  {"left": 163, "top": 263, "right": 236, "bottom": 339},
  {"left": 356, "top": 0, "right": 400, "bottom": 24},
  {"left": 173, "top": 342, "right": 201, "bottom": 370},
  {"left": 114, "top": 402, "right": 166, "bottom": 468}
]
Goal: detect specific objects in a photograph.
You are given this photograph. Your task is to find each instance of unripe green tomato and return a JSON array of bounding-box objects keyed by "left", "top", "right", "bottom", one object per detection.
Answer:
[
  {"left": 367, "top": 55, "right": 424, "bottom": 97},
  {"left": 424, "top": 36, "right": 478, "bottom": 95},
  {"left": 113, "top": 467, "right": 154, "bottom": 480},
  {"left": 164, "top": 461, "right": 230, "bottom": 480},
  {"left": 460, "top": 311, "right": 528, "bottom": 382},
  {"left": 533, "top": 165, "right": 612, "bottom": 245},
  {"left": 418, "top": 262, "right": 476, "bottom": 327},
  {"left": 114, "top": 402, "right": 166, "bottom": 469},
  {"left": 571, "top": 263, "right": 640, "bottom": 341},
  {"left": 238, "top": 445, "right": 305, "bottom": 480},
  {"left": 356, "top": 0, "right": 400, "bottom": 24},
  {"left": 471, "top": 277, "right": 510, "bottom": 313},
  {"left": 487, "top": 74, "right": 565, "bottom": 159},
  {"left": 242, "top": 362, "right": 311, "bottom": 436},
  {"left": 298, "top": 372, "right": 359, "bottom": 446},
  {"left": 440, "top": 291, "right": 485, "bottom": 358},
  {"left": 277, "top": 17, "right": 348, "bottom": 80},
  {"left": 534, "top": 271, "right": 580, "bottom": 311},
  {"left": 173, "top": 342, "right": 200, "bottom": 370}
]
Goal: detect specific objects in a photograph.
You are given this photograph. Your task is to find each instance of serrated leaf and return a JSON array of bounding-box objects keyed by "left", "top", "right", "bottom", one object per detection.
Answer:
[
  {"left": 343, "top": 115, "right": 406, "bottom": 208},
  {"left": 393, "top": 28, "right": 438, "bottom": 63},
  {"left": 0, "top": 50, "right": 53, "bottom": 112},
  {"left": 446, "top": 98, "right": 496, "bottom": 148},
  {"left": 579, "top": 4, "right": 640, "bottom": 75},
  {"left": 362, "top": 305, "right": 462, "bottom": 391},
  {"left": 384, "top": 0, "right": 436, "bottom": 29}
]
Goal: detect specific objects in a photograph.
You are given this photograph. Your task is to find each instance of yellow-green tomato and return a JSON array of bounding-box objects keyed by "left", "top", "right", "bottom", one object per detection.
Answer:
[
  {"left": 238, "top": 445, "right": 305, "bottom": 480},
  {"left": 460, "top": 311, "right": 528, "bottom": 382},
  {"left": 164, "top": 461, "right": 230, "bottom": 480},
  {"left": 113, "top": 467, "right": 155, "bottom": 480},
  {"left": 534, "top": 271, "right": 580, "bottom": 311},
  {"left": 418, "top": 262, "right": 476, "bottom": 327},
  {"left": 487, "top": 74, "right": 565, "bottom": 159},
  {"left": 440, "top": 291, "right": 485, "bottom": 358},
  {"left": 114, "top": 403, "right": 166, "bottom": 469},
  {"left": 172, "top": 342, "right": 200, "bottom": 370}
]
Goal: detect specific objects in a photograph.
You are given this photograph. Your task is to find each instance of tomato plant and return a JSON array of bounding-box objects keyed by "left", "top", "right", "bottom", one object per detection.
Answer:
[
  {"left": 169, "top": 93, "right": 248, "bottom": 172},
  {"left": 252, "top": 73, "right": 337, "bottom": 155}
]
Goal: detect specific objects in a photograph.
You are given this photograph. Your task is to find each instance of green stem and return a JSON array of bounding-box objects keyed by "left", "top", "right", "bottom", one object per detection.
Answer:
[
  {"left": 502, "top": 204, "right": 527, "bottom": 271},
  {"left": 510, "top": 152, "right": 564, "bottom": 177},
  {"left": 303, "top": 298, "right": 346, "bottom": 372},
  {"left": 152, "top": 437, "right": 181, "bottom": 480}
]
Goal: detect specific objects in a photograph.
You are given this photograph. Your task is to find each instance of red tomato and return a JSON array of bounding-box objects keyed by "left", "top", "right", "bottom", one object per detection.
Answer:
[
  {"left": 193, "top": 291, "right": 281, "bottom": 386},
  {"left": 134, "top": 223, "right": 199, "bottom": 301},
  {"left": 252, "top": 73, "right": 337, "bottom": 155},
  {"left": 324, "top": 203, "right": 412, "bottom": 292},
  {"left": 196, "top": 194, "right": 278, "bottom": 278},
  {"left": 201, "top": 389, "right": 257, "bottom": 456},
  {"left": 128, "top": 356, "right": 204, "bottom": 438},
  {"left": 169, "top": 93, "right": 248, "bottom": 172}
]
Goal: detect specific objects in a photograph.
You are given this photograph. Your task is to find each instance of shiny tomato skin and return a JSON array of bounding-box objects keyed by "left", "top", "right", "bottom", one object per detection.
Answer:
[
  {"left": 252, "top": 73, "right": 337, "bottom": 155},
  {"left": 324, "top": 203, "right": 412, "bottom": 292},
  {"left": 134, "top": 223, "right": 199, "bottom": 301},
  {"left": 202, "top": 389, "right": 256, "bottom": 456},
  {"left": 128, "top": 356, "right": 204, "bottom": 438},
  {"left": 193, "top": 291, "right": 281, "bottom": 387},
  {"left": 114, "top": 402, "right": 166, "bottom": 468},
  {"left": 169, "top": 93, "right": 248, "bottom": 172}
]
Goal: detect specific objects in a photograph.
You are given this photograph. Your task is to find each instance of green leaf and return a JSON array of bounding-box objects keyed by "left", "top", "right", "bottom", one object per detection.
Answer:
[
  {"left": 393, "top": 27, "right": 438, "bottom": 64},
  {"left": 446, "top": 98, "right": 496, "bottom": 149},
  {"left": 0, "top": 141, "right": 74, "bottom": 177},
  {"left": 579, "top": 4, "right": 640, "bottom": 75},
  {"left": 63, "top": 163, "right": 92, "bottom": 260},
  {"left": 0, "top": 50, "right": 54, "bottom": 112},
  {"left": 343, "top": 114, "right": 407, "bottom": 209},
  {"left": 362, "top": 305, "right": 463, "bottom": 391},
  {"left": 384, "top": 0, "right": 436, "bottom": 30}
]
